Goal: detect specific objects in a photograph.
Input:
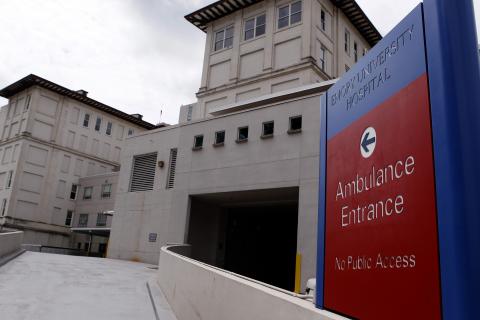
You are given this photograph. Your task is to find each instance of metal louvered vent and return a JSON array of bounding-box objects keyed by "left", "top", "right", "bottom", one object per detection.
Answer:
[
  {"left": 166, "top": 148, "right": 178, "bottom": 189},
  {"left": 129, "top": 152, "right": 157, "bottom": 192}
]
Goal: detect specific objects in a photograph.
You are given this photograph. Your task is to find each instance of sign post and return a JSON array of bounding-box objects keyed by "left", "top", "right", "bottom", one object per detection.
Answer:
[{"left": 316, "top": 1, "right": 480, "bottom": 319}]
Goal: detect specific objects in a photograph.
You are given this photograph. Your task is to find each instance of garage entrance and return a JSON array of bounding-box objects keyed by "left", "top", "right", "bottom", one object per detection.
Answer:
[{"left": 187, "top": 187, "right": 299, "bottom": 291}]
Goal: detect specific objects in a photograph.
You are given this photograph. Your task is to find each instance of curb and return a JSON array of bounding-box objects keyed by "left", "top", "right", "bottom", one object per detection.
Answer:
[{"left": 0, "top": 249, "right": 26, "bottom": 268}]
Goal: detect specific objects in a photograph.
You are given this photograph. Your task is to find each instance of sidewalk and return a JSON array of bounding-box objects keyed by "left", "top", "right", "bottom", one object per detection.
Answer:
[{"left": 0, "top": 251, "right": 176, "bottom": 320}]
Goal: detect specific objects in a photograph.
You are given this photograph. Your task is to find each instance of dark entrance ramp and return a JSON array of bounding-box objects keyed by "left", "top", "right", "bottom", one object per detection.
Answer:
[{"left": 187, "top": 187, "right": 299, "bottom": 291}]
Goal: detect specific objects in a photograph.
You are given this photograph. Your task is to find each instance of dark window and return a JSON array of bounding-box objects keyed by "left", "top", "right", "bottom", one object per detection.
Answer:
[
  {"left": 237, "top": 126, "right": 249, "bottom": 142},
  {"left": 354, "top": 42, "right": 358, "bottom": 62},
  {"left": 24, "top": 95, "right": 31, "bottom": 111},
  {"left": 215, "top": 130, "right": 225, "bottom": 145},
  {"left": 289, "top": 116, "right": 302, "bottom": 132},
  {"left": 345, "top": 29, "right": 350, "bottom": 54},
  {"left": 128, "top": 128, "right": 134, "bottom": 136},
  {"left": 129, "top": 152, "right": 158, "bottom": 192},
  {"left": 95, "top": 117, "right": 102, "bottom": 131},
  {"left": 96, "top": 213, "right": 107, "bottom": 227},
  {"left": 65, "top": 210, "right": 73, "bottom": 226},
  {"left": 244, "top": 14, "right": 266, "bottom": 40},
  {"left": 193, "top": 135, "right": 204, "bottom": 149},
  {"left": 70, "top": 184, "right": 78, "bottom": 200},
  {"left": 321, "top": 10, "right": 326, "bottom": 31},
  {"left": 262, "top": 121, "right": 274, "bottom": 137},
  {"left": 83, "top": 186, "right": 93, "bottom": 200},
  {"left": 79, "top": 214, "right": 89, "bottom": 227},
  {"left": 83, "top": 114, "right": 90, "bottom": 127},
  {"left": 278, "top": 1, "right": 302, "bottom": 29},
  {"left": 101, "top": 184, "right": 112, "bottom": 198},
  {"left": 84, "top": 243, "right": 90, "bottom": 251},
  {"left": 166, "top": 149, "right": 177, "bottom": 189},
  {"left": 106, "top": 122, "right": 113, "bottom": 135},
  {"left": 214, "top": 25, "right": 234, "bottom": 51},
  {"left": 5, "top": 171, "right": 13, "bottom": 189},
  {"left": 1, "top": 199, "right": 6, "bottom": 216}
]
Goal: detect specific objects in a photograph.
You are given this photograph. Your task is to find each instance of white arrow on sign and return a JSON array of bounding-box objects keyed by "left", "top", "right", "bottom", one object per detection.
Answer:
[{"left": 360, "top": 127, "right": 377, "bottom": 158}]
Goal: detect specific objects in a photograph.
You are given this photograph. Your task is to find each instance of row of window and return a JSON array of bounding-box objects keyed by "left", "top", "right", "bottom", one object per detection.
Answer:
[
  {"left": 192, "top": 115, "right": 302, "bottom": 149},
  {"left": 82, "top": 113, "right": 134, "bottom": 137},
  {"left": 214, "top": 1, "right": 302, "bottom": 51},
  {"left": 69, "top": 183, "right": 112, "bottom": 201},
  {"left": 6, "top": 94, "right": 31, "bottom": 118},
  {"left": 76, "top": 212, "right": 108, "bottom": 227},
  {"left": 344, "top": 29, "right": 368, "bottom": 63}
]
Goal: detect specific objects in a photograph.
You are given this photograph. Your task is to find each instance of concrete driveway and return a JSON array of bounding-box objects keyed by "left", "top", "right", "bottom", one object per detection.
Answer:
[{"left": 0, "top": 251, "right": 176, "bottom": 320}]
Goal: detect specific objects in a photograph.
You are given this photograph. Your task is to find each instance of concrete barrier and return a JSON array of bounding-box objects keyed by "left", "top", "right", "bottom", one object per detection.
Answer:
[
  {"left": 0, "top": 230, "right": 24, "bottom": 259},
  {"left": 158, "top": 245, "right": 346, "bottom": 320}
]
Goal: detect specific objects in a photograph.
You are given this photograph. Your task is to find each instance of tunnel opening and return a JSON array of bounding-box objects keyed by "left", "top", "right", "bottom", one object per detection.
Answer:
[{"left": 187, "top": 187, "right": 299, "bottom": 291}]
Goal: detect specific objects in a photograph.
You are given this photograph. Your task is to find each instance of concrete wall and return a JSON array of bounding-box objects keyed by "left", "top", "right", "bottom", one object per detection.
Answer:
[
  {"left": 0, "top": 230, "right": 23, "bottom": 258},
  {"left": 158, "top": 245, "right": 346, "bottom": 320},
  {"left": 108, "top": 87, "right": 325, "bottom": 287}
]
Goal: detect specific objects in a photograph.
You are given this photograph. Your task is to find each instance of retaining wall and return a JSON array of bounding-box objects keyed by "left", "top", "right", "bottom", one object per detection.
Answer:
[
  {"left": 0, "top": 231, "right": 24, "bottom": 258},
  {"left": 158, "top": 245, "right": 346, "bottom": 320}
]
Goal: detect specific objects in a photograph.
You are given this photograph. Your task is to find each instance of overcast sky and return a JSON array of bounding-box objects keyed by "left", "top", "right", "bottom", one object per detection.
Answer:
[{"left": 0, "top": 0, "right": 479, "bottom": 125}]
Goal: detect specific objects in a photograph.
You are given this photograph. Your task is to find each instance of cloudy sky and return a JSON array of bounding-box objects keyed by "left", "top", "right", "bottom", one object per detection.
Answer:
[{"left": 0, "top": 0, "right": 479, "bottom": 125}]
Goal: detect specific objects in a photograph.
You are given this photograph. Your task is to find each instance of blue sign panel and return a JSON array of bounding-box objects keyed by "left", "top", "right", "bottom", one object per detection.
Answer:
[{"left": 317, "top": 0, "right": 480, "bottom": 319}]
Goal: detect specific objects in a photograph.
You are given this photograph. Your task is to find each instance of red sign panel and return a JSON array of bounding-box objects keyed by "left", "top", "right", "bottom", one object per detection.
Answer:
[{"left": 324, "top": 74, "right": 441, "bottom": 319}]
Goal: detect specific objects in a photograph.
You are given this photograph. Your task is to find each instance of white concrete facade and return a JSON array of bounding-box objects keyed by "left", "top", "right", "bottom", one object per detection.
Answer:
[
  {"left": 189, "top": 0, "right": 373, "bottom": 121},
  {"left": 0, "top": 76, "right": 154, "bottom": 248},
  {"left": 108, "top": 83, "right": 330, "bottom": 287}
]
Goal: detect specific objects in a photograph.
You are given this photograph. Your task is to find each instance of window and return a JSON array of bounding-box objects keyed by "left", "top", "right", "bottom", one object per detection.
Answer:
[
  {"left": 79, "top": 214, "right": 89, "bottom": 227},
  {"left": 83, "top": 186, "right": 93, "bottom": 200},
  {"left": 65, "top": 210, "right": 73, "bottom": 226},
  {"left": 237, "top": 126, "right": 249, "bottom": 142},
  {"left": 95, "top": 117, "right": 102, "bottom": 131},
  {"left": 96, "top": 213, "right": 107, "bottom": 227},
  {"left": 214, "top": 130, "right": 225, "bottom": 145},
  {"left": 289, "top": 115, "right": 302, "bottom": 133},
  {"left": 83, "top": 114, "right": 90, "bottom": 127},
  {"left": 278, "top": 1, "right": 302, "bottom": 29},
  {"left": 1, "top": 199, "right": 6, "bottom": 216},
  {"left": 186, "top": 105, "right": 193, "bottom": 121},
  {"left": 320, "top": 9, "right": 326, "bottom": 31},
  {"left": 128, "top": 128, "right": 134, "bottom": 136},
  {"left": 101, "top": 183, "right": 112, "bottom": 198},
  {"left": 244, "top": 14, "right": 266, "bottom": 40},
  {"left": 24, "top": 95, "right": 31, "bottom": 111},
  {"left": 84, "top": 243, "right": 90, "bottom": 251},
  {"left": 106, "top": 122, "right": 113, "bottom": 135},
  {"left": 193, "top": 135, "right": 204, "bottom": 150},
  {"left": 129, "top": 152, "right": 158, "bottom": 192},
  {"left": 166, "top": 149, "right": 177, "bottom": 189},
  {"left": 214, "top": 25, "right": 234, "bottom": 51},
  {"left": 345, "top": 29, "right": 350, "bottom": 55},
  {"left": 6, "top": 171, "right": 13, "bottom": 189},
  {"left": 354, "top": 41, "right": 358, "bottom": 62},
  {"left": 70, "top": 184, "right": 78, "bottom": 200},
  {"left": 262, "top": 121, "right": 274, "bottom": 137},
  {"left": 319, "top": 47, "right": 326, "bottom": 71}
]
